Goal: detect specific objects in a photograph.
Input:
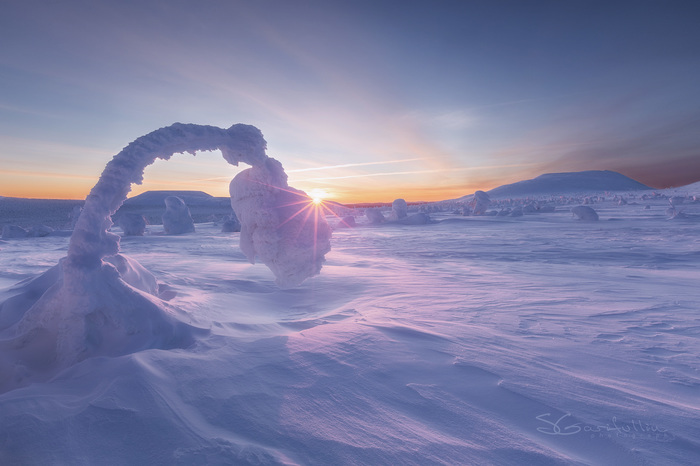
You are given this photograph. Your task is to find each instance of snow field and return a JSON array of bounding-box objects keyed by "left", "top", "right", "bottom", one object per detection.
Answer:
[{"left": 1, "top": 198, "right": 698, "bottom": 464}]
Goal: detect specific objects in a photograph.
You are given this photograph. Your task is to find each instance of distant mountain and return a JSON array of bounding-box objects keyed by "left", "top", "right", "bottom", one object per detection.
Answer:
[
  {"left": 124, "top": 190, "right": 228, "bottom": 206},
  {"left": 485, "top": 170, "right": 652, "bottom": 198}
]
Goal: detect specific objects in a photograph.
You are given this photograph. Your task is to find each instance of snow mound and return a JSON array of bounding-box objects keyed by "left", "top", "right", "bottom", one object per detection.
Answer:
[
  {"left": 487, "top": 170, "right": 651, "bottom": 198},
  {"left": 162, "top": 196, "right": 195, "bottom": 235}
]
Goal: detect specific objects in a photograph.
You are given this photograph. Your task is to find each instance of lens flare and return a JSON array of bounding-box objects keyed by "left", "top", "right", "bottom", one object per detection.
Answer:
[{"left": 308, "top": 188, "right": 329, "bottom": 205}]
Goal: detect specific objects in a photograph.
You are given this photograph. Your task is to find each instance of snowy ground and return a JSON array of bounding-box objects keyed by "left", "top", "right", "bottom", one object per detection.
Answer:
[{"left": 1, "top": 196, "right": 699, "bottom": 465}]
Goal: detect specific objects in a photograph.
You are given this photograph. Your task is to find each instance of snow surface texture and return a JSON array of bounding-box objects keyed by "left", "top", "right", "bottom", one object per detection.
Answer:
[
  {"left": 0, "top": 193, "right": 698, "bottom": 464},
  {"left": 0, "top": 123, "right": 331, "bottom": 392}
]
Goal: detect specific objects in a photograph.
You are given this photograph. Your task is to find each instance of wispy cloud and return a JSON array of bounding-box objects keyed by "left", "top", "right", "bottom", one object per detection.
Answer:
[
  {"left": 0, "top": 168, "right": 98, "bottom": 180},
  {"left": 294, "top": 162, "right": 535, "bottom": 183},
  {"left": 287, "top": 158, "right": 424, "bottom": 173}
]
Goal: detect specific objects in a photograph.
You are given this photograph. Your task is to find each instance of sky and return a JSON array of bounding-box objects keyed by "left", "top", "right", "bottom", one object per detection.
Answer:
[{"left": 1, "top": 0, "right": 699, "bottom": 203}]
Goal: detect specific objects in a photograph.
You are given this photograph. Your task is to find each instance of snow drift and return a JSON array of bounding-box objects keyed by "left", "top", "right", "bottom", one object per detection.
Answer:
[{"left": 0, "top": 123, "right": 331, "bottom": 393}]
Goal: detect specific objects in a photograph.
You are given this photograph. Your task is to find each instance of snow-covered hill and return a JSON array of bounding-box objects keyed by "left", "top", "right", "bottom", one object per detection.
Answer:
[
  {"left": 486, "top": 170, "right": 651, "bottom": 199},
  {"left": 124, "top": 190, "right": 227, "bottom": 206}
]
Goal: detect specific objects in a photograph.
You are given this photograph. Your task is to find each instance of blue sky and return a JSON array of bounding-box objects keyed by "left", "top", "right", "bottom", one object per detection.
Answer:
[{"left": 1, "top": 0, "right": 699, "bottom": 202}]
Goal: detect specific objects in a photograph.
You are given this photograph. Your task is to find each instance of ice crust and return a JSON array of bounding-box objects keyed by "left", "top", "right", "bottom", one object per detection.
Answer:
[{"left": 0, "top": 123, "right": 331, "bottom": 390}]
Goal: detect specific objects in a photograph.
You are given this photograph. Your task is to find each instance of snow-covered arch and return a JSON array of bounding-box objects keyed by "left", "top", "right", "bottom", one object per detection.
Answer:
[
  {"left": 67, "top": 122, "right": 330, "bottom": 287},
  {"left": 0, "top": 123, "right": 331, "bottom": 392}
]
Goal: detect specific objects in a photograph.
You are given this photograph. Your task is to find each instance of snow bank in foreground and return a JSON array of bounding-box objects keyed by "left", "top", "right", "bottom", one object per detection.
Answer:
[{"left": 0, "top": 123, "right": 331, "bottom": 393}]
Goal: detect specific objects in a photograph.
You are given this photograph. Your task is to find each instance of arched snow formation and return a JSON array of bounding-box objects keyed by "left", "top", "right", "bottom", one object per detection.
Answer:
[
  {"left": 0, "top": 123, "right": 331, "bottom": 392},
  {"left": 66, "top": 122, "right": 330, "bottom": 287},
  {"left": 68, "top": 123, "right": 266, "bottom": 268}
]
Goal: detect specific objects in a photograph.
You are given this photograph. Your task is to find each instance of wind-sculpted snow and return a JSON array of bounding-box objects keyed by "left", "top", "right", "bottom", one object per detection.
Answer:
[{"left": 0, "top": 123, "right": 331, "bottom": 392}]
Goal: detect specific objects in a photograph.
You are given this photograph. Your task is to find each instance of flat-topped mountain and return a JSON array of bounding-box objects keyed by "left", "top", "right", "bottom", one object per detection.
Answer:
[
  {"left": 486, "top": 170, "right": 652, "bottom": 198},
  {"left": 124, "top": 190, "right": 229, "bottom": 206}
]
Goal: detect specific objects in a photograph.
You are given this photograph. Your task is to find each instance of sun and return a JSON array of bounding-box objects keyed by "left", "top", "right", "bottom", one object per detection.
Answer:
[{"left": 308, "top": 188, "right": 329, "bottom": 205}]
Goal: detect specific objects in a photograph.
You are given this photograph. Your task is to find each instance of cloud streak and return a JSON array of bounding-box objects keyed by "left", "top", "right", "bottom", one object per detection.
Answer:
[{"left": 286, "top": 158, "right": 424, "bottom": 173}]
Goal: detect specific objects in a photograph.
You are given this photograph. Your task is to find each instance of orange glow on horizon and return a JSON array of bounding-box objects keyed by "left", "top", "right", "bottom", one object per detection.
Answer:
[
  {"left": 2, "top": 163, "right": 507, "bottom": 204},
  {"left": 0, "top": 176, "right": 92, "bottom": 200},
  {"left": 1, "top": 179, "right": 497, "bottom": 204}
]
